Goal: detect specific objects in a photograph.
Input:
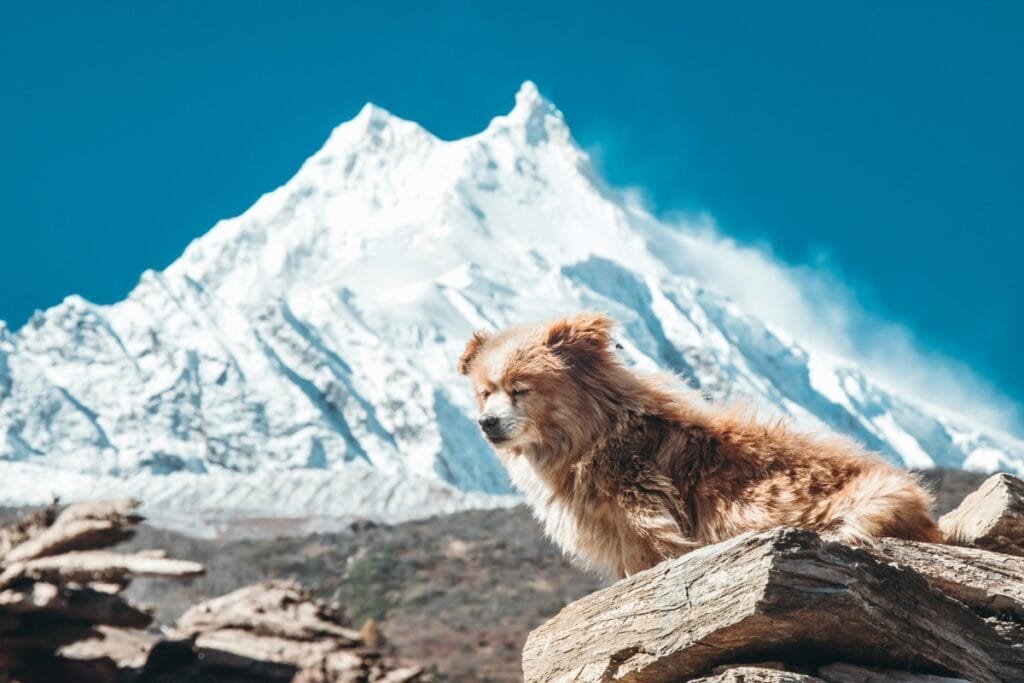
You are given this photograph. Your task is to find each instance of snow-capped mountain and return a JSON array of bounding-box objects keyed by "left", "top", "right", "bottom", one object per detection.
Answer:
[{"left": 1, "top": 82, "right": 1021, "bottom": 534}]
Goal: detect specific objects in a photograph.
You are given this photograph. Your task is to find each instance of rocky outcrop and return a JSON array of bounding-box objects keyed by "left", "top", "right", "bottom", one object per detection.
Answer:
[
  {"left": 136, "top": 581, "right": 424, "bottom": 682},
  {"left": 939, "top": 472, "right": 1024, "bottom": 556},
  {"left": 0, "top": 498, "right": 203, "bottom": 681},
  {"left": 0, "top": 501, "right": 426, "bottom": 682},
  {"left": 523, "top": 474, "right": 1024, "bottom": 683}
]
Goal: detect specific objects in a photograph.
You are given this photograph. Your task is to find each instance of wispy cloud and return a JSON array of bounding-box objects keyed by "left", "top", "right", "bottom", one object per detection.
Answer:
[{"left": 616, "top": 188, "right": 1023, "bottom": 439}]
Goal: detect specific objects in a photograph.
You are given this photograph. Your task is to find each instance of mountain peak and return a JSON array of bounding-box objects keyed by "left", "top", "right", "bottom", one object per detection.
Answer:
[
  {"left": 489, "top": 81, "right": 570, "bottom": 146},
  {"left": 355, "top": 101, "right": 396, "bottom": 125},
  {"left": 513, "top": 80, "right": 546, "bottom": 110},
  {"left": 316, "top": 100, "right": 434, "bottom": 162}
]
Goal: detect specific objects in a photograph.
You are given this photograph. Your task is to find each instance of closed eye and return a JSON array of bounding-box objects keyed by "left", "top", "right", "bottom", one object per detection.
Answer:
[
  {"left": 511, "top": 388, "right": 530, "bottom": 398},
  {"left": 478, "top": 389, "right": 491, "bottom": 400}
]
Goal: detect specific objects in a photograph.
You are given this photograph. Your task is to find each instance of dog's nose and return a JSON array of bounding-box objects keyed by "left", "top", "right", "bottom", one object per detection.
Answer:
[{"left": 478, "top": 415, "right": 500, "bottom": 431}]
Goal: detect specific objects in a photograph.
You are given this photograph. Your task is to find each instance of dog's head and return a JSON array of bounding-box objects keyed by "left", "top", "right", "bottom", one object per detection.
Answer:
[{"left": 457, "top": 313, "right": 617, "bottom": 453}]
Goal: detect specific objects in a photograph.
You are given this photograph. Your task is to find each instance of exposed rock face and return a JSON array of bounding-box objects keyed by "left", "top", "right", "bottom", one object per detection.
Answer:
[
  {"left": 0, "top": 498, "right": 203, "bottom": 681},
  {"left": 939, "top": 472, "right": 1024, "bottom": 556},
  {"left": 693, "top": 669, "right": 824, "bottom": 683},
  {"left": 138, "top": 580, "right": 424, "bottom": 682},
  {"left": 0, "top": 502, "right": 427, "bottom": 682},
  {"left": 522, "top": 474, "right": 1024, "bottom": 683}
]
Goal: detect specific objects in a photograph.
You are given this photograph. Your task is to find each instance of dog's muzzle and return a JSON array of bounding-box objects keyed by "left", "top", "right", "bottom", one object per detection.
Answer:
[{"left": 478, "top": 415, "right": 509, "bottom": 443}]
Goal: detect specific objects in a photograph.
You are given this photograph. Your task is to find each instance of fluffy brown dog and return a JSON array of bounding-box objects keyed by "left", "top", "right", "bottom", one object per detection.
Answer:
[{"left": 459, "top": 312, "right": 941, "bottom": 578}]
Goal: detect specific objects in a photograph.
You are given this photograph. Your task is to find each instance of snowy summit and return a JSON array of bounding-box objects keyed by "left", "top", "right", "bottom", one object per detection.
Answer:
[{"left": 0, "top": 82, "right": 1020, "bottom": 533}]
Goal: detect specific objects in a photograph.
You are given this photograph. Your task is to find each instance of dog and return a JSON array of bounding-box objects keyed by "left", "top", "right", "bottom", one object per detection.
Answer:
[{"left": 458, "top": 312, "right": 941, "bottom": 578}]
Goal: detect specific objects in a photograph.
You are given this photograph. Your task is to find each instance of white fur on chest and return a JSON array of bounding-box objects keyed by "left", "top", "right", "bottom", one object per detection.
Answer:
[{"left": 504, "top": 455, "right": 581, "bottom": 557}]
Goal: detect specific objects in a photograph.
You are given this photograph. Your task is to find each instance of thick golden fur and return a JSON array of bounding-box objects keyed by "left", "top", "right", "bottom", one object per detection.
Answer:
[{"left": 459, "top": 312, "right": 941, "bottom": 578}]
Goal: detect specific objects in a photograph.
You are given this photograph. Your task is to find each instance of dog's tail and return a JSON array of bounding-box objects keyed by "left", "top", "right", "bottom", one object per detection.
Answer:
[{"left": 826, "top": 467, "right": 942, "bottom": 546}]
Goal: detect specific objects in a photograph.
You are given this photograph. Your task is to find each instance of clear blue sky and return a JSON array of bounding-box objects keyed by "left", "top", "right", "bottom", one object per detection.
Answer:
[{"left": 1, "top": 2, "right": 1021, "bottom": 408}]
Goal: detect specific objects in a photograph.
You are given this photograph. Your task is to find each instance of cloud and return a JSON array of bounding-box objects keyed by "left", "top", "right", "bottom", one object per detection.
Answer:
[{"left": 617, "top": 189, "right": 1024, "bottom": 440}]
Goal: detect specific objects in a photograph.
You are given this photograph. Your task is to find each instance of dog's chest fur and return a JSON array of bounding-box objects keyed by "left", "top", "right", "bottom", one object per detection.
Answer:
[
  {"left": 503, "top": 435, "right": 649, "bottom": 577},
  {"left": 504, "top": 456, "right": 583, "bottom": 556}
]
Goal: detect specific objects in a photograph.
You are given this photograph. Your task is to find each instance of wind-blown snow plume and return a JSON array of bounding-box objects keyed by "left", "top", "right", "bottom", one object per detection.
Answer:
[
  {"left": 1, "top": 81, "right": 1020, "bottom": 533},
  {"left": 626, "top": 205, "right": 1024, "bottom": 439}
]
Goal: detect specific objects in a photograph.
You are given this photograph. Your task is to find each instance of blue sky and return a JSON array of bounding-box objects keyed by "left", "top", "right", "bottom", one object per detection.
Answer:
[{"left": 1, "top": 2, "right": 1022, "bottom": 421}]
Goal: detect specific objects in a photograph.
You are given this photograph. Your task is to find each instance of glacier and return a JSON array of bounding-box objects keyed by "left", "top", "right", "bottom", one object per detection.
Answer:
[{"left": 1, "top": 81, "right": 1021, "bottom": 534}]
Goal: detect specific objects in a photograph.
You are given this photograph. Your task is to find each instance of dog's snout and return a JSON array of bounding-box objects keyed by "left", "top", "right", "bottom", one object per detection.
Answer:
[{"left": 478, "top": 415, "right": 509, "bottom": 442}]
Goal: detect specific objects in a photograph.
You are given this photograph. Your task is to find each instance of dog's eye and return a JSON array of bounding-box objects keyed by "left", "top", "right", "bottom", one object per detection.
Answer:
[
  {"left": 511, "top": 388, "right": 530, "bottom": 398},
  {"left": 478, "top": 389, "right": 491, "bottom": 400}
]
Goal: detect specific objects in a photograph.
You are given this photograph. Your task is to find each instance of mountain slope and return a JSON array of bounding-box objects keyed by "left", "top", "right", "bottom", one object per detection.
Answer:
[{"left": 1, "top": 82, "right": 1020, "bottom": 531}]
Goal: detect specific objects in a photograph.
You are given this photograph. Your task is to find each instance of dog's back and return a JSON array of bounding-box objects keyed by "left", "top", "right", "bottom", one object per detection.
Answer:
[{"left": 659, "top": 407, "right": 942, "bottom": 548}]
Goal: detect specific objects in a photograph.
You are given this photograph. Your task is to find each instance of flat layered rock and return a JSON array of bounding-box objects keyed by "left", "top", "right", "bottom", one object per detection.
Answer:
[
  {"left": 1, "top": 498, "right": 142, "bottom": 564},
  {"left": 175, "top": 580, "right": 360, "bottom": 643},
  {"left": 522, "top": 528, "right": 1022, "bottom": 683},
  {"left": 0, "top": 498, "right": 205, "bottom": 681},
  {"left": 816, "top": 662, "right": 969, "bottom": 682},
  {"left": 150, "top": 580, "right": 425, "bottom": 682},
  {"left": 693, "top": 667, "right": 824, "bottom": 682},
  {"left": 0, "top": 549, "right": 204, "bottom": 588},
  {"left": 59, "top": 626, "right": 157, "bottom": 670},
  {"left": 939, "top": 473, "right": 1024, "bottom": 556},
  {"left": 880, "top": 538, "right": 1024, "bottom": 619}
]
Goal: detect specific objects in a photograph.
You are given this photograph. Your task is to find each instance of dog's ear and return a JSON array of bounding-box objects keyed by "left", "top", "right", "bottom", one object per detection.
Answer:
[
  {"left": 458, "top": 330, "right": 491, "bottom": 375},
  {"left": 545, "top": 313, "right": 615, "bottom": 363}
]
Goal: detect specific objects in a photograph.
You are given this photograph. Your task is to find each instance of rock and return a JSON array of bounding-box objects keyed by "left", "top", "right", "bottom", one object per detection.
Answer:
[
  {"left": 0, "top": 498, "right": 204, "bottom": 681},
  {"left": 174, "top": 580, "right": 360, "bottom": 644},
  {"left": 693, "top": 668, "right": 824, "bottom": 682},
  {"left": 0, "top": 581, "right": 153, "bottom": 628},
  {"left": 939, "top": 473, "right": 1024, "bottom": 556},
  {"left": 816, "top": 662, "right": 969, "bottom": 682},
  {"left": 880, "top": 537, "right": 1024, "bottom": 619},
  {"left": 522, "top": 528, "right": 1022, "bottom": 683},
  {"left": 151, "top": 580, "right": 425, "bottom": 682},
  {"left": 59, "top": 626, "right": 156, "bottom": 669},
  {"left": 1, "top": 498, "right": 142, "bottom": 564},
  {"left": 0, "top": 549, "right": 204, "bottom": 588}
]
